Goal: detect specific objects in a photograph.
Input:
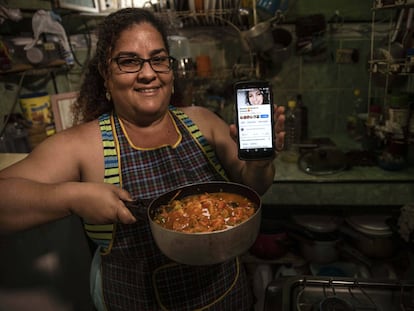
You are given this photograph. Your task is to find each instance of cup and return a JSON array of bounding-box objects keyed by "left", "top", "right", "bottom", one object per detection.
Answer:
[
  {"left": 195, "top": 0, "right": 204, "bottom": 12},
  {"left": 196, "top": 55, "right": 212, "bottom": 77}
]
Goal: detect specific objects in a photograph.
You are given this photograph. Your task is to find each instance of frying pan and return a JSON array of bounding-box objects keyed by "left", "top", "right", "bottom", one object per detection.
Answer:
[{"left": 127, "top": 181, "right": 262, "bottom": 266}]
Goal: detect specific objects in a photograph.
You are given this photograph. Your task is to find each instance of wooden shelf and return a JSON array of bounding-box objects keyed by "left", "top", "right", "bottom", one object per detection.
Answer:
[{"left": 0, "top": 60, "right": 69, "bottom": 75}]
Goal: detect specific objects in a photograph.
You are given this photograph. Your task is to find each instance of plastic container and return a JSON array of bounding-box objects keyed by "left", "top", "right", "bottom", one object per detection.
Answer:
[
  {"left": 347, "top": 89, "right": 366, "bottom": 140},
  {"left": 19, "top": 92, "right": 52, "bottom": 125},
  {"left": 20, "top": 92, "right": 55, "bottom": 140}
]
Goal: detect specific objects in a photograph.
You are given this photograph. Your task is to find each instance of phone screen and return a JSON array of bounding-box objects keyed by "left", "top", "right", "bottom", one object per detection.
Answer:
[{"left": 235, "top": 81, "right": 274, "bottom": 160}]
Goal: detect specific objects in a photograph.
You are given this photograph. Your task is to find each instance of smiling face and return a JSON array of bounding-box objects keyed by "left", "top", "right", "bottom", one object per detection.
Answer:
[
  {"left": 106, "top": 22, "right": 174, "bottom": 123},
  {"left": 248, "top": 89, "right": 264, "bottom": 105}
]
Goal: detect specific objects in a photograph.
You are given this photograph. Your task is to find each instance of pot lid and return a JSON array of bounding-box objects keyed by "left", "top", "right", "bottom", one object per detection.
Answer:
[
  {"left": 298, "top": 147, "right": 347, "bottom": 175},
  {"left": 346, "top": 215, "right": 392, "bottom": 237},
  {"left": 292, "top": 214, "right": 343, "bottom": 233}
]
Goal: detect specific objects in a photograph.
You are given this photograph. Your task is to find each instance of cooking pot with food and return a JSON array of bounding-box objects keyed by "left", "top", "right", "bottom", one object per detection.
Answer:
[{"left": 145, "top": 181, "right": 262, "bottom": 266}]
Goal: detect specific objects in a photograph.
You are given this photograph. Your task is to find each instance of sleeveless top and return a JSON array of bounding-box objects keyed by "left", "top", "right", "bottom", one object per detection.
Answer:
[{"left": 84, "top": 107, "right": 253, "bottom": 311}]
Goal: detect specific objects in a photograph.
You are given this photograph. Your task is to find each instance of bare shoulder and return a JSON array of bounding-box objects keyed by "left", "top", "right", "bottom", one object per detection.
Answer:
[
  {"left": 38, "top": 120, "right": 101, "bottom": 156},
  {"left": 180, "top": 106, "right": 229, "bottom": 140},
  {"left": 180, "top": 105, "right": 216, "bottom": 120}
]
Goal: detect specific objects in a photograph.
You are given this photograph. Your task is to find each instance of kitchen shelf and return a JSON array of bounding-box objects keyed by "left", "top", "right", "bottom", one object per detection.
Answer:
[
  {"left": 373, "top": 0, "right": 414, "bottom": 10},
  {"left": 369, "top": 58, "right": 414, "bottom": 75},
  {"left": 154, "top": 9, "right": 248, "bottom": 29},
  {"left": 367, "top": 2, "right": 414, "bottom": 110},
  {"left": 0, "top": 60, "right": 69, "bottom": 76}
]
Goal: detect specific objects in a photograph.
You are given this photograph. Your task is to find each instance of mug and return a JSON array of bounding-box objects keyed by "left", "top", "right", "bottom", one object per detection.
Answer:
[{"left": 196, "top": 55, "right": 212, "bottom": 77}]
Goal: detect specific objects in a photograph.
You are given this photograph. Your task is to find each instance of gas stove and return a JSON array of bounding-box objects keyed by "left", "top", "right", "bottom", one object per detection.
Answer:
[{"left": 264, "top": 276, "right": 414, "bottom": 311}]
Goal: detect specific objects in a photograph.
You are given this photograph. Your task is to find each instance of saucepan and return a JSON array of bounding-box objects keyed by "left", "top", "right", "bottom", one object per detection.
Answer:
[
  {"left": 339, "top": 214, "right": 397, "bottom": 259},
  {"left": 263, "top": 27, "right": 293, "bottom": 64},
  {"left": 241, "top": 16, "right": 280, "bottom": 53},
  {"left": 127, "top": 181, "right": 262, "bottom": 266},
  {"left": 286, "top": 217, "right": 361, "bottom": 266}
]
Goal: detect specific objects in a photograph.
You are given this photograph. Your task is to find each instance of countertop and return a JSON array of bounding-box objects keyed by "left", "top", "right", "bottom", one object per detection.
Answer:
[
  {"left": 261, "top": 135, "right": 414, "bottom": 207},
  {"left": 263, "top": 153, "right": 414, "bottom": 207},
  {"left": 0, "top": 153, "right": 28, "bottom": 170}
]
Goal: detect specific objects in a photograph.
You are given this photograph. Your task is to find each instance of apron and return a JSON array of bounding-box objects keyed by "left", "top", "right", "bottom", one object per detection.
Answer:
[{"left": 89, "top": 107, "right": 253, "bottom": 311}]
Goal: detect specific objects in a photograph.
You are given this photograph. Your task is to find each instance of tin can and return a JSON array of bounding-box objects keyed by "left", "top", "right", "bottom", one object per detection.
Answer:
[{"left": 20, "top": 92, "right": 55, "bottom": 137}]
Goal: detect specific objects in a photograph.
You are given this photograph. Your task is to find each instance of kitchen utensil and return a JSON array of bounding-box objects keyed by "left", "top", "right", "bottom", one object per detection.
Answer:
[
  {"left": 241, "top": 16, "right": 279, "bottom": 53},
  {"left": 196, "top": 55, "right": 212, "bottom": 77},
  {"left": 298, "top": 237, "right": 341, "bottom": 264},
  {"left": 173, "top": 57, "right": 195, "bottom": 78},
  {"left": 298, "top": 147, "right": 348, "bottom": 175},
  {"left": 292, "top": 214, "right": 343, "bottom": 233},
  {"left": 168, "top": 35, "right": 191, "bottom": 59},
  {"left": 147, "top": 181, "right": 262, "bottom": 265},
  {"left": 288, "top": 215, "right": 343, "bottom": 264},
  {"left": 263, "top": 27, "right": 293, "bottom": 63},
  {"left": 402, "top": 8, "right": 413, "bottom": 47},
  {"left": 340, "top": 214, "right": 397, "bottom": 258}
]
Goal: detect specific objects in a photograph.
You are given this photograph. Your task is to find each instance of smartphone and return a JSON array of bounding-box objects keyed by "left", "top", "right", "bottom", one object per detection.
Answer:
[{"left": 234, "top": 80, "right": 275, "bottom": 160}]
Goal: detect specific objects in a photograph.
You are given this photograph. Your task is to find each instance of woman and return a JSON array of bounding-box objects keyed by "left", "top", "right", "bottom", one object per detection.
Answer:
[
  {"left": 0, "top": 8, "right": 285, "bottom": 311},
  {"left": 246, "top": 88, "right": 267, "bottom": 105}
]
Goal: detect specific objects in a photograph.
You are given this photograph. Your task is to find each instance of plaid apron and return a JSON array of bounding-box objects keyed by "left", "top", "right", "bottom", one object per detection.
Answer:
[{"left": 98, "top": 107, "right": 253, "bottom": 311}]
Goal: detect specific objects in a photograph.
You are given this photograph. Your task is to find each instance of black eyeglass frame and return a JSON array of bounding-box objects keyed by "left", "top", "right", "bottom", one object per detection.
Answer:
[{"left": 111, "top": 55, "right": 176, "bottom": 73}]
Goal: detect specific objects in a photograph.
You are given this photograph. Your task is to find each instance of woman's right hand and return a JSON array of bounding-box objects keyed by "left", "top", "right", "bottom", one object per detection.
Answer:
[{"left": 64, "top": 182, "right": 137, "bottom": 225}]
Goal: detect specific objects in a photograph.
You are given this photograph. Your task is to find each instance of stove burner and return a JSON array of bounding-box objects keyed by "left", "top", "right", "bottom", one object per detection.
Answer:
[{"left": 316, "top": 296, "right": 355, "bottom": 311}]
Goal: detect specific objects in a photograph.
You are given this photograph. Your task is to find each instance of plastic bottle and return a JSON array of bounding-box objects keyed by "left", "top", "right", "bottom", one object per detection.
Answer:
[
  {"left": 347, "top": 88, "right": 366, "bottom": 140},
  {"left": 285, "top": 100, "right": 301, "bottom": 151},
  {"left": 296, "top": 94, "right": 308, "bottom": 142}
]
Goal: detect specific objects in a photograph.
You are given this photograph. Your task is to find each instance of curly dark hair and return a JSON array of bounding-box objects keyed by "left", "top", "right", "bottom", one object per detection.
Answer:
[{"left": 73, "top": 8, "right": 170, "bottom": 123}]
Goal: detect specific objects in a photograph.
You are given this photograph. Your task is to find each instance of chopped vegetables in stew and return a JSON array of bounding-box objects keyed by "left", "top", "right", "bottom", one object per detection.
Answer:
[{"left": 153, "top": 192, "right": 257, "bottom": 233}]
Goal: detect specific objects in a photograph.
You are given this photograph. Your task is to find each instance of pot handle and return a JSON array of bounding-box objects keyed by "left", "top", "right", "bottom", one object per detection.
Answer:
[{"left": 123, "top": 199, "right": 150, "bottom": 222}]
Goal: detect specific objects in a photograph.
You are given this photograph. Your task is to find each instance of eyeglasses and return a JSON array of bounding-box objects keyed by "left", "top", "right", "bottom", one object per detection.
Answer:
[{"left": 111, "top": 55, "right": 176, "bottom": 73}]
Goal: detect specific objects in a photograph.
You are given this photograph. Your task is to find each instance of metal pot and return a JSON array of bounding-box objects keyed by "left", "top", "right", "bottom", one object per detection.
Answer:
[
  {"left": 241, "top": 16, "right": 279, "bottom": 53},
  {"left": 340, "top": 214, "right": 397, "bottom": 259},
  {"left": 263, "top": 27, "right": 293, "bottom": 64},
  {"left": 299, "top": 237, "right": 341, "bottom": 264},
  {"left": 298, "top": 147, "right": 348, "bottom": 175},
  {"left": 147, "top": 181, "right": 262, "bottom": 266},
  {"left": 288, "top": 215, "right": 343, "bottom": 264}
]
